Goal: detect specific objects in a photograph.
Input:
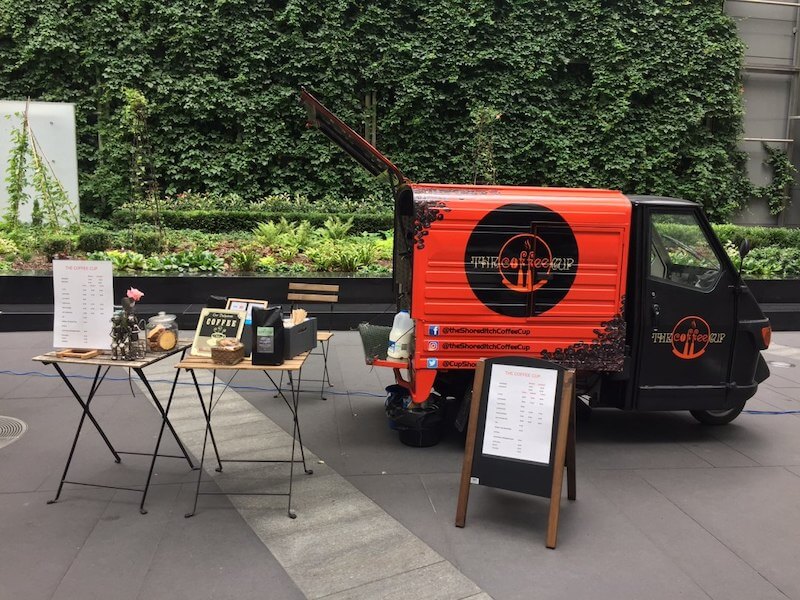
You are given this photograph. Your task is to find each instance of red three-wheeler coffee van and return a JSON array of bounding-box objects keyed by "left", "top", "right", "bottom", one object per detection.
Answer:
[{"left": 300, "top": 89, "right": 771, "bottom": 426}]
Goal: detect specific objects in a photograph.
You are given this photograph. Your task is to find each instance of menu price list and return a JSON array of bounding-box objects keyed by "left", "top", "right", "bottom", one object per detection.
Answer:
[
  {"left": 53, "top": 260, "right": 113, "bottom": 350},
  {"left": 481, "top": 364, "right": 558, "bottom": 464}
]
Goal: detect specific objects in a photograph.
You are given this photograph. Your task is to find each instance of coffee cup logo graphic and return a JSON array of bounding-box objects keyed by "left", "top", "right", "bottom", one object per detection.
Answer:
[
  {"left": 465, "top": 204, "right": 579, "bottom": 317},
  {"left": 671, "top": 316, "right": 711, "bottom": 359},
  {"left": 498, "top": 234, "right": 552, "bottom": 293}
]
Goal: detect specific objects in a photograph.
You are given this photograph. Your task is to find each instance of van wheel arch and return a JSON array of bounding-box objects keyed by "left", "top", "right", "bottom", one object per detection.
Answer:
[{"left": 690, "top": 402, "right": 746, "bottom": 425}]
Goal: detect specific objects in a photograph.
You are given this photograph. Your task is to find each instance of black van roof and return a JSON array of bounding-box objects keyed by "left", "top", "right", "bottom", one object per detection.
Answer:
[{"left": 628, "top": 195, "right": 700, "bottom": 208}]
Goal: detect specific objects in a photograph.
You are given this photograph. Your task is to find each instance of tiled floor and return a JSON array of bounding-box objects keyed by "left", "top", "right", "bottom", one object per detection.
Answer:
[{"left": 1, "top": 330, "right": 799, "bottom": 599}]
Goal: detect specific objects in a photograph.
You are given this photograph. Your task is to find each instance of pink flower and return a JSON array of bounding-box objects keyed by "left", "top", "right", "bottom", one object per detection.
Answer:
[{"left": 126, "top": 287, "right": 144, "bottom": 302}]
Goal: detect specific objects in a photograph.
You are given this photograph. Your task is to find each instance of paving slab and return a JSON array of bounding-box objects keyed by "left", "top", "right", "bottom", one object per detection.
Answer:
[
  {"left": 0, "top": 489, "right": 114, "bottom": 600},
  {"left": 587, "top": 469, "right": 787, "bottom": 600},
  {"left": 318, "top": 561, "right": 482, "bottom": 600},
  {"left": 640, "top": 466, "right": 800, "bottom": 599}
]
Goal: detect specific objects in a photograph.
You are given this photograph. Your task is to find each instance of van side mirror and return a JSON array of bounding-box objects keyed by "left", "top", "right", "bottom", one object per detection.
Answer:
[
  {"left": 738, "top": 238, "right": 752, "bottom": 261},
  {"left": 736, "top": 238, "right": 752, "bottom": 280}
]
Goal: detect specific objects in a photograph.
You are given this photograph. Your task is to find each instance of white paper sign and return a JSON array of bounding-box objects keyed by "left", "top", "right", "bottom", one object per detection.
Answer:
[
  {"left": 481, "top": 364, "right": 558, "bottom": 464},
  {"left": 52, "top": 260, "right": 114, "bottom": 350}
]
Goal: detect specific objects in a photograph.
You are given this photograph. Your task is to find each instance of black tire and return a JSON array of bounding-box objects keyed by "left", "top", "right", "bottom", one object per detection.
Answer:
[{"left": 690, "top": 402, "right": 746, "bottom": 425}]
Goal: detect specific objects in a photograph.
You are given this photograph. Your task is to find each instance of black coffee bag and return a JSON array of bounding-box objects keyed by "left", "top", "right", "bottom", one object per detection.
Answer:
[{"left": 251, "top": 306, "right": 284, "bottom": 365}]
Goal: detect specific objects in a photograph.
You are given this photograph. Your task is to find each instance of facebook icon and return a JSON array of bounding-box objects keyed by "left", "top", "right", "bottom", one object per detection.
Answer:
[{"left": 428, "top": 325, "right": 440, "bottom": 336}]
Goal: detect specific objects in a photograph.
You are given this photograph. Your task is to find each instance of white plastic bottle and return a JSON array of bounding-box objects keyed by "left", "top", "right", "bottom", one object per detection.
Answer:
[{"left": 387, "top": 310, "right": 414, "bottom": 359}]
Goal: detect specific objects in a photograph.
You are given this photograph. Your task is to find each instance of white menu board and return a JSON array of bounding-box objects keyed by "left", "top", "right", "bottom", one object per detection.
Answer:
[
  {"left": 481, "top": 363, "right": 558, "bottom": 464},
  {"left": 52, "top": 260, "right": 114, "bottom": 350}
]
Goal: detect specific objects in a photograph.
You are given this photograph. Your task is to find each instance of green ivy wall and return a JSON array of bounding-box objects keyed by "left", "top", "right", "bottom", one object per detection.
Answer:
[{"left": 0, "top": 0, "right": 750, "bottom": 220}]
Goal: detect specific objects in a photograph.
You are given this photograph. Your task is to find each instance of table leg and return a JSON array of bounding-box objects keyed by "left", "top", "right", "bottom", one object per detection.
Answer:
[
  {"left": 287, "top": 371, "right": 298, "bottom": 519},
  {"left": 188, "top": 368, "right": 223, "bottom": 472},
  {"left": 135, "top": 366, "right": 195, "bottom": 469},
  {"left": 273, "top": 371, "right": 284, "bottom": 399},
  {"left": 321, "top": 338, "right": 332, "bottom": 387},
  {"left": 52, "top": 363, "right": 119, "bottom": 463},
  {"left": 137, "top": 355, "right": 196, "bottom": 514},
  {"left": 287, "top": 370, "right": 312, "bottom": 476},
  {"left": 48, "top": 364, "right": 117, "bottom": 504},
  {"left": 319, "top": 341, "right": 327, "bottom": 401},
  {"left": 185, "top": 369, "right": 216, "bottom": 519}
]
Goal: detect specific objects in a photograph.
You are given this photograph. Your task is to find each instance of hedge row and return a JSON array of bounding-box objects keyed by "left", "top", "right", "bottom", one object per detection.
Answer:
[
  {"left": 712, "top": 224, "right": 800, "bottom": 250},
  {"left": 112, "top": 210, "right": 394, "bottom": 234}
]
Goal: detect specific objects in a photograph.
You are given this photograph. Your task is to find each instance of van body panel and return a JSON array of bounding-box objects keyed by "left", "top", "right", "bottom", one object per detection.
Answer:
[{"left": 405, "top": 184, "right": 630, "bottom": 400}]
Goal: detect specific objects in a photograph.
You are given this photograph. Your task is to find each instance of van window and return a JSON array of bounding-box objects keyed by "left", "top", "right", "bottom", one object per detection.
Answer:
[{"left": 649, "top": 212, "right": 721, "bottom": 291}]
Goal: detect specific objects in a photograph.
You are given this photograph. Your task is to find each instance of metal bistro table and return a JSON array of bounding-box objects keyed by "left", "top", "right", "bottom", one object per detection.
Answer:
[
  {"left": 33, "top": 342, "right": 198, "bottom": 514},
  {"left": 174, "top": 352, "right": 313, "bottom": 519}
]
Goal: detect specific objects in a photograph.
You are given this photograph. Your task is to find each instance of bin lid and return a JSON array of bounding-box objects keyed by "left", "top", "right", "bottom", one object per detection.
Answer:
[{"left": 300, "top": 88, "right": 407, "bottom": 184}]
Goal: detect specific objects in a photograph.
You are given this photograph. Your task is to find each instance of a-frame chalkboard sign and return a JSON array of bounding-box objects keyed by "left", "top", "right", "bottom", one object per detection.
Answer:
[{"left": 455, "top": 356, "right": 576, "bottom": 549}]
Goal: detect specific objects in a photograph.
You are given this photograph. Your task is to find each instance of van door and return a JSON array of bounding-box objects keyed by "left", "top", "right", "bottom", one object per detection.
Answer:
[{"left": 635, "top": 208, "right": 736, "bottom": 410}]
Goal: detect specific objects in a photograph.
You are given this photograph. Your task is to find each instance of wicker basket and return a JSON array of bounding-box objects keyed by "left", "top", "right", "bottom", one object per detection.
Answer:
[
  {"left": 211, "top": 338, "right": 244, "bottom": 365},
  {"left": 358, "top": 323, "right": 391, "bottom": 365}
]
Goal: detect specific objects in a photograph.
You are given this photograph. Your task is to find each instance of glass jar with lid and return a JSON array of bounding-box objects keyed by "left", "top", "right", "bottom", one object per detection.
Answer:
[{"left": 146, "top": 312, "right": 179, "bottom": 352}]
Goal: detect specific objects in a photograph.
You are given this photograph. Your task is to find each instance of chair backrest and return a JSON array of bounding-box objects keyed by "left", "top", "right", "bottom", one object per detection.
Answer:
[
  {"left": 286, "top": 282, "right": 339, "bottom": 305},
  {"left": 287, "top": 282, "right": 340, "bottom": 332}
]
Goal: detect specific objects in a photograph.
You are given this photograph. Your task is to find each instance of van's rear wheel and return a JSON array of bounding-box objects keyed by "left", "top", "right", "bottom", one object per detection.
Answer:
[{"left": 690, "top": 402, "right": 746, "bottom": 425}]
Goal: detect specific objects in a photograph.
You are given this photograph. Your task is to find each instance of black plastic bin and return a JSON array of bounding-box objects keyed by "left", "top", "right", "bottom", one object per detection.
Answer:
[{"left": 385, "top": 385, "right": 444, "bottom": 447}]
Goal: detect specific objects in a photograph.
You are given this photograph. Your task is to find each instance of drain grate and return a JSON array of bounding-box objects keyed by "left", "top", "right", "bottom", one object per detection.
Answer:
[{"left": 0, "top": 416, "right": 27, "bottom": 449}]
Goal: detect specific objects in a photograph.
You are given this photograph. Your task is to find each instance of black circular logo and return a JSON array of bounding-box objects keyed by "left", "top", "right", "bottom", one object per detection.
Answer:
[{"left": 464, "top": 203, "right": 579, "bottom": 317}]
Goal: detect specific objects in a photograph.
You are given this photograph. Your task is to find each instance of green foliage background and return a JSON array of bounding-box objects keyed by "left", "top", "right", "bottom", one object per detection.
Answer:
[{"left": 0, "top": 0, "right": 750, "bottom": 219}]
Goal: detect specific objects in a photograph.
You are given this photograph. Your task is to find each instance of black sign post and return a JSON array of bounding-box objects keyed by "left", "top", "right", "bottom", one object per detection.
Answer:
[{"left": 455, "top": 356, "right": 576, "bottom": 549}]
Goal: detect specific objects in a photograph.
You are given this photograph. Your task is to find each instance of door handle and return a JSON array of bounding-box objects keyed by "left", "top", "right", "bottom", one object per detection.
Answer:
[{"left": 652, "top": 303, "right": 660, "bottom": 328}]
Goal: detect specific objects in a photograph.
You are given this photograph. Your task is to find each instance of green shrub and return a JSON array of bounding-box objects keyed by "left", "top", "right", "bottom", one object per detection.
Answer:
[
  {"left": 305, "top": 241, "right": 338, "bottom": 271},
  {"left": 41, "top": 233, "right": 74, "bottom": 259},
  {"left": 162, "top": 228, "right": 227, "bottom": 251},
  {"left": 87, "top": 250, "right": 147, "bottom": 271},
  {"left": 77, "top": 228, "right": 112, "bottom": 252},
  {"left": 112, "top": 228, "right": 160, "bottom": 254},
  {"left": 229, "top": 249, "right": 261, "bottom": 272},
  {"left": 130, "top": 229, "right": 163, "bottom": 255},
  {"left": 305, "top": 238, "right": 376, "bottom": 272},
  {"left": 745, "top": 247, "right": 800, "bottom": 279},
  {"left": 253, "top": 221, "right": 286, "bottom": 247},
  {"left": 167, "top": 249, "right": 225, "bottom": 272},
  {"left": 358, "top": 264, "right": 391, "bottom": 275},
  {"left": 276, "top": 243, "right": 300, "bottom": 262},
  {"left": 318, "top": 215, "right": 354, "bottom": 240},
  {"left": 291, "top": 220, "right": 315, "bottom": 248},
  {"left": 257, "top": 256, "right": 279, "bottom": 272},
  {"left": 274, "top": 262, "right": 309, "bottom": 273},
  {"left": 336, "top": 240, "right": 376, "bottom": 272},
  {"left": 0, "top": 236, "right": 19, "bottom": 257}
]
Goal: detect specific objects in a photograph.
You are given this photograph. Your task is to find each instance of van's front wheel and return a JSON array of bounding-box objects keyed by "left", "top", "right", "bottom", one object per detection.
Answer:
[{"left": 690, "top": 402, "right": 746, "bottom": 425}]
